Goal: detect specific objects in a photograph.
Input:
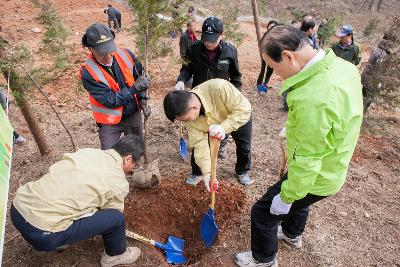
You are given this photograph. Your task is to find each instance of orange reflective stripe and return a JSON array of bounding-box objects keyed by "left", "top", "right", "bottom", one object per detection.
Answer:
[
  {"left": 83, "top": 50, "right": 138, "bottom": 125},
  {"left": 89, "top": 96, "right": 123, "bottom": 124}
]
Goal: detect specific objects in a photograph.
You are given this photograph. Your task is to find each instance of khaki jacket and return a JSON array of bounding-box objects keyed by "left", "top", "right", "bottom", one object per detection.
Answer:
[
  {"left": 184, "top": 79, "right": 252, "bottom": 174},
  {"left": 13, "top": 149, "right": 129, "bottom": 232}
]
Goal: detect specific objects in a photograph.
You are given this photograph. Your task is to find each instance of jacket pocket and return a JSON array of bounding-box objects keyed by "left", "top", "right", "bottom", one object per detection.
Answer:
[{"left": 216, "top": 60, "right": 230, "bottom": 72}]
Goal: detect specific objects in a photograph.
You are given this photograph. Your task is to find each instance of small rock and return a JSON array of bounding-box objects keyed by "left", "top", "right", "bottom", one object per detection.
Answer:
[
  {"left": 31, "top": 27, "right": 42, "bottom": 33},
  {"left": 365, "top": 212, "right": 370, "bottom": 218},
  {"left": 339, "top": 211, "right": 348, "bottom": 216}
]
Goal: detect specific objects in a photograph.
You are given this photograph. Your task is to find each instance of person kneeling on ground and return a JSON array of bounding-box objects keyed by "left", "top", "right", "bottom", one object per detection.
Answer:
[
  {"left": 11, "top": 134, "right": 144, "bottom": 267},
  {"left": 164, "top": 79, "right": 254, "bottom": 189},
  {"left": 235, "top": 25, "right": 363, "bottom": 267}
]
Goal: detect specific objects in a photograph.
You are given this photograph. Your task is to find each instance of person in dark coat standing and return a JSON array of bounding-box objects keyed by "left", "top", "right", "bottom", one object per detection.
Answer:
[
  {"left": 331, "top": 25, "right": 361, "bottom": 65},
  {"left": 174, "top": 17, "right": 251, "bottom": 185},
  {"left": 104, "top": 4, "right": 121, "bottom": 33},
  {"left": 179, "top": 19, "right": 197, "bottom": 60},
  {"left": 256, "top": 20, "right": 278, "bottom": 93}
]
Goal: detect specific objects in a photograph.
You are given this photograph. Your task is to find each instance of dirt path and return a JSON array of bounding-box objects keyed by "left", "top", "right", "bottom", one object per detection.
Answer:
[{"left": 1, "top": 0, "right": 399, "bottom": 266}]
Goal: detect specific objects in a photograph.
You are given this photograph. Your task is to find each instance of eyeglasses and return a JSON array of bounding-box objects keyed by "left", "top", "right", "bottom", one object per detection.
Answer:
[{"left": 133, "top": 161, "right": 140, "bottom": 169}]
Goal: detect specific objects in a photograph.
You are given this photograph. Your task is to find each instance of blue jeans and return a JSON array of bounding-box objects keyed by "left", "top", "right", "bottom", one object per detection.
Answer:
[{"left": 10, "top": 205, "right": 126, "bottom": 256}]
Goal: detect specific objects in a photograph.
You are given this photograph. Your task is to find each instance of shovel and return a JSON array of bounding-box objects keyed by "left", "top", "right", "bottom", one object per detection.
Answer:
[
  {"left": 278, "top": 127, "right": 287, "bottom": 178},
  {"left": 179, "top": 122, "right": 188, "bottom": 160},
  {"left": 126, "top": 230, "right": 187, "bottom": 265},
  {"left": 200, "top": 137, "right": 220, "bottom": 247}
]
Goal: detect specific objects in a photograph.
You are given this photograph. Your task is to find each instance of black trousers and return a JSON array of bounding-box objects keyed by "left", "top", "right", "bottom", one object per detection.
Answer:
[
  {"left": 98, "top": 112, "right": 143, "bottom": 150},
  {"left": 257, "top": 60, "right": 274, "bottom": 85},
  {"left": 191, "top": 116, "right": 252, "bottom": 176},
  {"left": 251, "top": 173, "right": 326, "bottom": 262}
]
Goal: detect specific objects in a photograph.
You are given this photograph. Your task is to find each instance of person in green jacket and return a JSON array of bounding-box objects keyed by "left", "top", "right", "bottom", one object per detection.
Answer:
[
  {"left": 331, "top": 24, "right": 361, "bottom": 65},
  {"left": 235, "top": 25, "right": 363, "bottom": 267}
]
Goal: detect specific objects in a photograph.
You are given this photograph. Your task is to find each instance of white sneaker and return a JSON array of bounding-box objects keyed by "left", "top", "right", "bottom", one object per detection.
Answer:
[
  {"left": 14, "top": 135, "right": 25, "bottom": 144},
  {"left": 277, "top": 225, "right": 302, "bottom": 248},
  {"left": 186, "top": 174, "right": 203, "bottom": 186},
  {"left": 100, "top": 247, "right": 141, "bottom": 267},
  {"left": 235, "top": 251, "right": 278, "bottom": 267},
  {"left": 237, "top": 173, "right": 255, "bottom": 186}
]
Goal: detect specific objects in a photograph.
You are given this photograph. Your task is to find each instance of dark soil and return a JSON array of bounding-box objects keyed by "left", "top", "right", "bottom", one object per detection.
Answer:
[
  {"left": 125, "top": 179, "right": 247, "bottom": 264},
  {"left": 1, "top": 0, "right": 399, "bottom": 266}
]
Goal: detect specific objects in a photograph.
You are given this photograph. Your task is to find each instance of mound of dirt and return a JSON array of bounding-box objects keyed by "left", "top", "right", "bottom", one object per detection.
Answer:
[{"left": 124, "top": 178, "right": 247, "bottom": 264}]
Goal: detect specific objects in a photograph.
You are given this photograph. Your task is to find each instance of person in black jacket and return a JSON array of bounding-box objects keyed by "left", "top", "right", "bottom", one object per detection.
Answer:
[
  {"left": 104, "top": 4, "right": 120, "bottom": 33},
  {"left": 174, "top": 16, "right": 243, "bottom": 160},
  {"left": 175, "top": 17, "right": 242, "bottom": 90},
  {"left": 179, "top": 19, "right": 197, "bottom": 60},
  {"left": 257, "top": 20, "right": 278, "bottom": 93}
]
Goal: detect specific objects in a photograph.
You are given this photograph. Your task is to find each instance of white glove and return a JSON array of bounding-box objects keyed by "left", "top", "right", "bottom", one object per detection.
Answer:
[
  {"left": 203, "top": 174, "right": 219, "bottom": 192},
  {"left": 174, "top": 81, "right": 185, "bottom": 90},
  {"left": 270, "top": 194, "right": 292, "bottom": 215},
  {"left": 279, "top": 127, "right": 286, "bottom": 138},
  {"left": 208, "top": 124, "right": 225, "bottom": 140}
]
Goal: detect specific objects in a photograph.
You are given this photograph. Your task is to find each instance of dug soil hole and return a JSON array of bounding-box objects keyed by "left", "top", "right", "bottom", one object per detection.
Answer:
[{"left": 125, "top": 178, "right": 247, "bottom": 264}]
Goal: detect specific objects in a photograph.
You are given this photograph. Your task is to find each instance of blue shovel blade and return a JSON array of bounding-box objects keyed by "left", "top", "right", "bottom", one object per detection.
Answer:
[
  {"left": 155, "top": 236, "right": 188, "bottom": 265},
  {"left": 180, "top": 137, "right": 188, "bottom": 160},
  {"left": 200, "top": 208, "right": 219, "bottom": 247}
]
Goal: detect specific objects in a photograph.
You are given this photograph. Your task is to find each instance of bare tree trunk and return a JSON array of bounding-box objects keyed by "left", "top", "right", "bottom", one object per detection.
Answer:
[
  {"left": 377, "top": 0, "right": 384, "bottom": 12},
  {"left": 2, "top": 70, "right": 51, "bottom": 156},
  {"left": 368, "top": 0, "right": 375, "bottom": 11},
  {"left": 143, "top": 18, "right": 150, "bottom": 164},
  {"left": 251, "top": 0, "right": 262, "bottom": 58}
]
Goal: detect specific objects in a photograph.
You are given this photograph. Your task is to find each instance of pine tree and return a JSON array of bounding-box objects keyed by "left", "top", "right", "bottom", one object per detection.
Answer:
[{"left": 127, "top": 0, "right": 187, "bottom": 163}]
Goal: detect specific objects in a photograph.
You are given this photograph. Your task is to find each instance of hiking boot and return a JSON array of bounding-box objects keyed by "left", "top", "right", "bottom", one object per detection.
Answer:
[
  {"left": 277, "top": 225, "right": 302, "bottom": 248},
  {"left": 218, "top": 145, "right": 228, "bottom": 159},
  {"left": 100, "top": 247, "right": 141, "bottom": 267},
  {"left": 235, "top": 251, "right": 278, "bottom": 267},
  {"left": 186, "top": 174, "right": 203, "bottom": 186},
  {"left": 237, "top": 173, "right": 255, "bottom": 186}
]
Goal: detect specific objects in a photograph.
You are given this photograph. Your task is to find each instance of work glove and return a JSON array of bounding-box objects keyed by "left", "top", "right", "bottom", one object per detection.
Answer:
[
  {"left": 174, "top": 81, "right": 185, "bottom": 90},
  {"left": 132, "top": 75, "right": 151, "bottom": 93},
  {"left": 208, "top": 124, "right": 225, "bottom": 140},
  {"left": 139, "top": 99, "right": 151, "bottom": 118},
  {"left": 203, "top": 173, "right": 219, "bottom": 192},
  {"left": 279, "top": 127, "right": 286, "bottom": 138},
  {"left": 270, "top": 194, "right": 292, "bottom": 215}
]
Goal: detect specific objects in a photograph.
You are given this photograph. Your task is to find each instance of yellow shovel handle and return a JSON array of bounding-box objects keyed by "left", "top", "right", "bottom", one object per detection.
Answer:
[
  {"left": 126, "top": 230, "right": 156, "bottom": 246},
  {"left": 180, "top": 122, "right": 184, "bottom": 137},
  {"left": 209, "top": 137, "right": 220, "bottom": 210}
]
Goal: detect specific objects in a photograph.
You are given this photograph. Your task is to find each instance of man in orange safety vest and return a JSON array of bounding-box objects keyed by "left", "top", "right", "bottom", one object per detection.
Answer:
[{"left": 80, "top": 23, "right": 150, "bottom": 150}]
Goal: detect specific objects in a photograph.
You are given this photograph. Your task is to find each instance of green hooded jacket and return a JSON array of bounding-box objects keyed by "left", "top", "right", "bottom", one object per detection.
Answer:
[{"left": 279, "top": 49, "right": 363, "bottom": 204}]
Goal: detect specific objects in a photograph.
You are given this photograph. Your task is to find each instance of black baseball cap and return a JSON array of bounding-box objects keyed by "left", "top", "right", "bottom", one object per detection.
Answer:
[
  {"left": 201, "top": 17, "right": 224, "bottom": 43},
  {"left": 82, "top": 23, "right": 117, "bottom": 54}
]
